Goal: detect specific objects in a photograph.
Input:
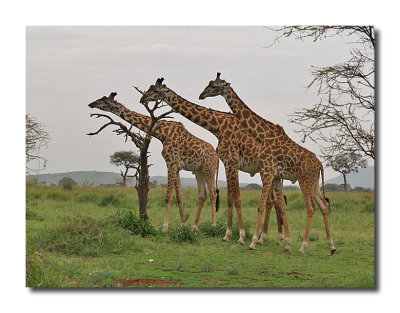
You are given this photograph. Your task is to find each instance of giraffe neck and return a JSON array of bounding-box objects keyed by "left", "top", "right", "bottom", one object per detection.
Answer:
[
  {"left": 112, "top": 103, "right": 168, "bottom": 142},
  {"left": 222, "top": 86, "right": 277, "bottom": 141},
  {"left": 164, "top": 90, "right": 220, "bottom": 136}
]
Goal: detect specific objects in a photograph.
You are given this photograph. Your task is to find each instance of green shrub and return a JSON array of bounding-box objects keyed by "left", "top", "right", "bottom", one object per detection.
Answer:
[
  {"left": 200, "top": 263, "right": 214, "bottom": 273},
  {"left": 165, "top": 262, "right": 185, "bottom": 272},
  {"left": 227, "top": 266, "right": 240, "bottom": 275},
  {"left": 99, "top": 194, "right": 120, "bottom": 207},
  {"left": 75, "top": 193, "right": 99, "bottom": 204},
  {"left": 46, "top": 190, "right": 71, "bottom": 201},
  {"left": 109, "top": 210, "right": 158, "bottom": 237},
  {"left": 168, "top": 224, "right": 200, "bottom": 243},
  {"left": 40, "top": 215, "right": 138, "bottom": 257},
  {"left": 26, "top": 249, "right": 65, "bottom": 287},
  {"left": 199, "top": 219, "right": 226, "bottom": 237},
  {"left": 26, "top": 207, "right": 44, "bottom": 221},
  {"left": 88, "top": 268, "right": 120, "bottom": 287}
]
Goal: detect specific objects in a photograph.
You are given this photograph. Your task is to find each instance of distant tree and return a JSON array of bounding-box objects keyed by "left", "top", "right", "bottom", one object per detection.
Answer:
[
  {"left": 324, "top": 184, "right": 341, "bottom": 192},
  {"left": 149, "top": 180, "right": 159, "bottom": 188},
  {"left": 269, "top": 26, "right": 375, "bottom": 160},
  {"left": 243, "top": 183, "right": 262, "bottom": 190},
  {"left": 110, "top": 151, "right": 139, "bottom": 187},
  {"left": 325, "top": 152, "right": 367, "bottom": 192},
  {"left": 58, "top": 177, "right": 77, "bottom": 190},
  {"left": 26, "top": 114, "right": 50, "bottom": 174},
  {"left": 351, "top": 186, "right": 372, "bottom": 193}
]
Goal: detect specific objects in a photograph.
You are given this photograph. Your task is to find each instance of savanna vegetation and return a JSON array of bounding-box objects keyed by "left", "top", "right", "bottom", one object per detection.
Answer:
[{"left": 26, "top": 184, "right": 374, "bottom": 288}]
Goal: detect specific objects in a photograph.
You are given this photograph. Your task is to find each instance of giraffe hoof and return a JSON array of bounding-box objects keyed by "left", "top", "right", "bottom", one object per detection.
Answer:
[
  {"left": 284, "top": 248, "right": 290, "bottom": 252},
  {"left": 256, "top": 240, "right": 263, "bottom": 245},
  {"left": 276, "top": 241, "right": 283, "bottom": 246},
  {"left": 298, "top": 249, "right": 304, "bottom": 254},
  {"left": 222, "top": 238, "right": 229, "bottom": 242},
  {"left": 238, "top": 239, "right": 245, "bottom": 245},
  {"left": 249, "top": 245, "right": 256, "bottom": 250},
  {"left": 330, "top": 249, "right": 337, "bottom": 255}
]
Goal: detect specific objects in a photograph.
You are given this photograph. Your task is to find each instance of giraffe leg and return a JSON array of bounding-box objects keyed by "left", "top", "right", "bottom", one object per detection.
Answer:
[
  {"left": 273, "top": 179, "right": 291, "bottom": 251},
  {"left": 204, "top": 171, "right": 217, "bottom": 226},
  {"left": 257, "top": 194, "right": 273, "bottom": 245},
  {"left": 222, "top": 167, "right": 238, "bottom": 242},
  {"left": 226, "top": 168, "right": 246, "bottom": 244},
  {"left": 298, "top": 180, "right": 317, "bottom": 254},
  {"left": 163, "top": 164, "right": 178, "bottom": 231},
  {"left": 174, "top": 171, "right": 185, "bottom": 224},
  {"left": 314, "top": 182, "right": 336, "bottom": 254},
  {"left": 192, "top": 173, "right": 207, "bottom": 231},
  {"left": 249, "top": 172, "right": 275, "bottom": 250}
]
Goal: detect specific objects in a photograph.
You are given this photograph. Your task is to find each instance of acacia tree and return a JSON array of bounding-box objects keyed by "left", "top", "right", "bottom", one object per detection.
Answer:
[
  {"left": 26, "top": 114, "right": 50, "bottom": 174},
  {"left": 87, "top": 88, "right": 174, "bottom": 220},
  {"left": 110, "top": 151, "right": 140, "bottom": 187},
  {"left": 325, "top": 152, "right": 368, "bottom": 192},
  {"left": 269, "top": 26, "right": 375, "bottom": 161}
]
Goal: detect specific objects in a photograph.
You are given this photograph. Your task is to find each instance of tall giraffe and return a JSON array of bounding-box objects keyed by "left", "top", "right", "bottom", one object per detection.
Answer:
[
  {"left": 199, "top": 73, "right": 336, "bottom": 254},
  {"left": 140, "top": 78, "right": 290, "bottom": 249},
  {"left": 88, "top": 92, "right": 219, "bottom": 231}
]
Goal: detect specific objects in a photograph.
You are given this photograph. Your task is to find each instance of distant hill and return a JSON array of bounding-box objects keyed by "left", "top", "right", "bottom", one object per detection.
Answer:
[
  {"left": 325, "top": 166, "right": 374, "bottom": 189},
  {"left": 27, "top": 171, "right": 244, "bottom": 188},
  {"left": 27, "top": 171, "right": 128, "bottom": 186}
]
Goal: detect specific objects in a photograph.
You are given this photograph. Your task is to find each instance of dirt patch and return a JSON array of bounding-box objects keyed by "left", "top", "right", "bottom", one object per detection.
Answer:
[{"left": 113, "top": 278, "right": 185, "bottom": 287}]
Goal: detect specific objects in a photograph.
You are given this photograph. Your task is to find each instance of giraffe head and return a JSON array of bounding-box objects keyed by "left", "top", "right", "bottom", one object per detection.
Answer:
[
  {"left": 88, "top": 92, "right": 119, "bottom": 113},
  {"left": 140, "top": 78, "right": 171, "bottom": 104},
  {"left": 199, "top": 72, "right": 230, "bottom": 100}
]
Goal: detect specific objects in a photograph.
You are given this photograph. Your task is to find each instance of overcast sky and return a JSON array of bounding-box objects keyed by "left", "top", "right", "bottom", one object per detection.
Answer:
[{"left": 26, "top": 26, "right": 373, "bottom": 183}]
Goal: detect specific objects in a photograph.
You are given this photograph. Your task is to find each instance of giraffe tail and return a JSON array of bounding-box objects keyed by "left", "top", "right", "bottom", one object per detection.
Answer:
[
  {"left": 215, "top": 159, "right": 220, "bottom": 212},
  {"left": 320, "top": 165, "right": 330, "bottom": 207}
]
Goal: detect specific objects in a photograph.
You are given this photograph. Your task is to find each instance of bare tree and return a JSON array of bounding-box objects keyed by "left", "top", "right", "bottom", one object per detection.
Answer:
[
  {"left": 87, "top": 88, "right": 174, "bottom": 220},
  {"left": 325, "top": 152, "right": 368, "bottom": 192},
  {"left": 269, "top": 26, "right": 375, "bottom": 161},
  {"left": 26, "top": 114, "right": 50, "bottom": 174}
]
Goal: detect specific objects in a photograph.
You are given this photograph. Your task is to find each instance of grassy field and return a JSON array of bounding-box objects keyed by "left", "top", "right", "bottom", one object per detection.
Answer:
[{"left": 26, "top": 185, "right": 375, "bottom": 288}]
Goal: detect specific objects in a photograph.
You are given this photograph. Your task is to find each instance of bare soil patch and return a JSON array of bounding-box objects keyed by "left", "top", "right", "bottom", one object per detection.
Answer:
[{"left": 113, "top": 278, "right": 185, "bottom": 287}]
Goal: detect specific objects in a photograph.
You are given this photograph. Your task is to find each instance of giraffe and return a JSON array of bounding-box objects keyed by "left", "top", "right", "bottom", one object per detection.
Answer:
[
  {"left": 88, "top": 92, "right": 219, "bottom": 231},
  {"left": 140, "top": 78, "right": 290, "bottom": 249},
  {"left": 199, "top": 73, "right": 336, "bottom": 254}
]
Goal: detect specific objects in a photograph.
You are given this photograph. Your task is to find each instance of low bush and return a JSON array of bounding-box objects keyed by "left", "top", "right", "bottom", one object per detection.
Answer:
[
  {"left": 26, "top": 249, "right": 65, "bottom": 287},
  {"left": 75, "top": 193, "right": 99, "bottom": 204},
  {"left": 109, "top": 210, "right": 158, "bottom": 238},
  {"left": 26, "top": 207, "right": 44, "bottom": 221},
  {"left": 199, "top": 219, "right": 226, "bottom": 237},
  {"left": 200, "top": 263, "right": 214, "bottom": 273},
  {"left": 39, "top": 215, "right": 138, "bottom": 257},
  {"left": 168, "top": 224, "right": 200, "bottom": 243},
  {"left": 99, "top": 194, "right": 121, "bottom": 207}
]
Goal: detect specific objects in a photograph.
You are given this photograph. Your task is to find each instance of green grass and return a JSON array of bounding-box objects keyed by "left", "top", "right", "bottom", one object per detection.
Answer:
[{"left": 26, "top": 185, "right": 375, "bottom": 288}]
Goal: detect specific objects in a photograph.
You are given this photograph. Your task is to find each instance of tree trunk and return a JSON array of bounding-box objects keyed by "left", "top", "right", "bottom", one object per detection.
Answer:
[
  {"left": 343, "top": 173, "right": 348, "bottom": 192},
  {"left": 122, "top": 175, "right": 127, "bottom": 187},
  {"left": 136, "top": 138, "right": 150, "bottom": 220}
]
